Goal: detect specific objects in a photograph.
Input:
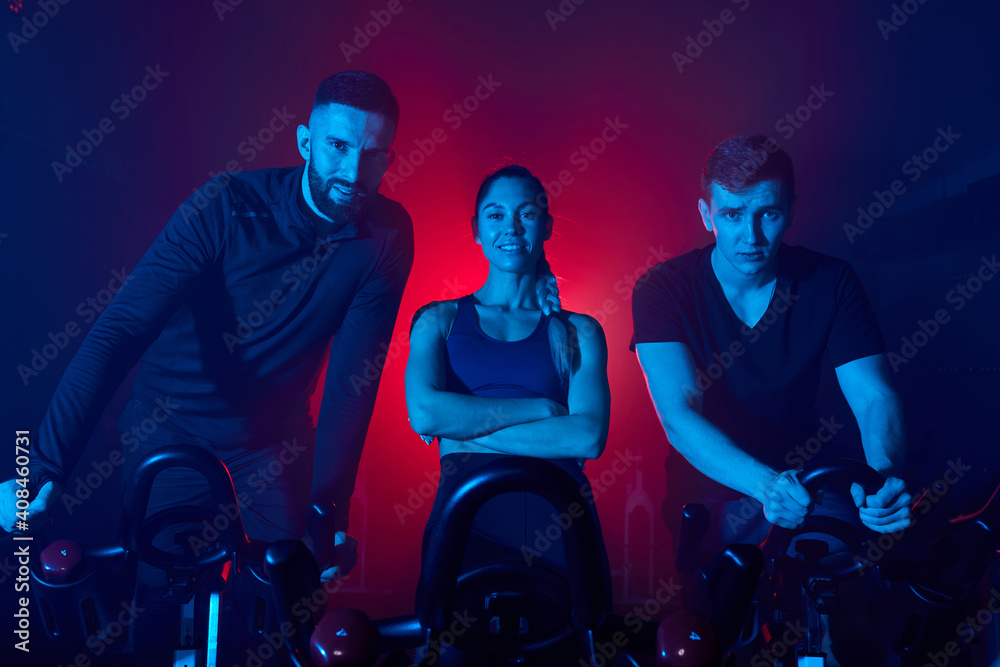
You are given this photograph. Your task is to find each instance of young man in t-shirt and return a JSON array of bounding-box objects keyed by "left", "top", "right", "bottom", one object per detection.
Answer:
[{"left": 632, "top": 135, "right": 912, "bottom": 551}]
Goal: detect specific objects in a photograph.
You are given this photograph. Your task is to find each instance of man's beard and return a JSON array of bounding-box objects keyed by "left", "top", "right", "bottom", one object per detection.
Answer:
[{"left": 307, "top": 160, "right": 370, "bottom": 226}]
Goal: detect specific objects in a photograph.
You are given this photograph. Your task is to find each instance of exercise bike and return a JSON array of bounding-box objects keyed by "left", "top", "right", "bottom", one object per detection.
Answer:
[
  {"left": 676, "top": 459, "right": 1000, "bottom": 666},
  {"left": 30, "top": 444, "right": 340, "bottom": 666},
  {"left": 269, "top": 456, "right": 765, "bottom": 667}
]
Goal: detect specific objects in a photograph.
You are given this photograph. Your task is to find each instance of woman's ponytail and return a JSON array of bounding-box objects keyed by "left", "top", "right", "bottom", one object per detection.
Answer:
[{"left": 537, "top": 251, "right": 572, "bottom": 389}]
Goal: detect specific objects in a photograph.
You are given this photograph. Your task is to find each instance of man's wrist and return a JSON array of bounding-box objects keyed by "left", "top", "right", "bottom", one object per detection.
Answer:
[
  {"left": 868, "top": 458, "right": 902, "bottom": 479},
  {"left": 749, "top": 467, "right": 780, "bottom": 505}
]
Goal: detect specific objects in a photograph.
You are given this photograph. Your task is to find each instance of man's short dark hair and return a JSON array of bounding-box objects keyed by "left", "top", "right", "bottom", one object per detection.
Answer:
[
  {"left": 701, "top": 135, "right": 795, "bottom": 202},
  {"left": 313, "top": 71, "right": 400, "bottom": 128}
]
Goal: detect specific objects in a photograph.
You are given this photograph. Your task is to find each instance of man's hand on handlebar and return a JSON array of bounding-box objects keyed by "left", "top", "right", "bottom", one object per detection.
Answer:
[
  {"left": 761, "top": 470, "right": 811, "bottom": 529},
  {"left": 851, "top": 477, "right": 912, "bottom": 533},
  {"left": 319, "top": 531, "right": 359, "bottom": 583},
  {"left": 0, "top": 479, "right": 61, "bottom": 533}
]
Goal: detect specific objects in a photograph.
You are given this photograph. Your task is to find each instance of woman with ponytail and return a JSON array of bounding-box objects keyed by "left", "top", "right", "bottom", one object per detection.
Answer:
[{"left": 405, "top": 165, "right": 611, "bottom": 648}]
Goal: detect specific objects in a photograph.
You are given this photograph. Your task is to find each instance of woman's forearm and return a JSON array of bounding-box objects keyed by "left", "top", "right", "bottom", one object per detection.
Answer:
[
  {"left": 463, "top": 413, "right": 606, "bottom": 460},
  {"left": 408, "top": 389, "right": 561, "bottom": 440}
]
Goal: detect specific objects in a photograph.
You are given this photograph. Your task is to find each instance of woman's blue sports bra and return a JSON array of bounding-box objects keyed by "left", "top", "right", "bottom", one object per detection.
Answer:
[{"left": 444, "top": 295, "right": 569, "bottom": 408}]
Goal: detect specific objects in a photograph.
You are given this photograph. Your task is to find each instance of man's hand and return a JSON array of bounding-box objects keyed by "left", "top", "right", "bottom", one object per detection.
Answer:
[
  {"left": 760, "top": 470, "right": 811, "bottom": 528},
  {"left": 1, "top": 480, "right": 61, "bottom": 533},
  {"left": 851, "top": 477, "right": 912, "bottom": 533},
  {"left": 319, "top": 531, "right": 359, "bottom": 583}
]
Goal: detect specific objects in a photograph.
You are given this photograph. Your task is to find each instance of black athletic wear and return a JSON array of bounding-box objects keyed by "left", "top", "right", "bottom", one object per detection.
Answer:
[
  {"left": 34, "top": 164, "right": 413, "bottom": 529},
  {"left": 631, "top": 243, "right": 884, "bottom": 505},
  {"left": 424, "top": 296, "right": 595, "bottom": 571},
  {"left": 445, "top": 294, "right": 568, "bottom": 407}
]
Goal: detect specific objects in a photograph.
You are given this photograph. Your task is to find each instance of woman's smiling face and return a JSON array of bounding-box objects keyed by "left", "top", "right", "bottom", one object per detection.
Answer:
[{"left": 473, "top": 177, "right": 552, "bottom": 275}]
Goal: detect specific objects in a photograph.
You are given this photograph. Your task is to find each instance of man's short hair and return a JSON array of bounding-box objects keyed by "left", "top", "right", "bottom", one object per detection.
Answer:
[
  {"left": 701, "top": 135, "right": 795, "bottom": 203},
  {"left": 313, "top": 71, "right": 400, "bottom": 128}
]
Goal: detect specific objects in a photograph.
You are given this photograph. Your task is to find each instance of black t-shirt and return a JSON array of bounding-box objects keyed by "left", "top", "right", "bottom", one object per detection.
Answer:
[{"left": 631, "top": 243, "right": 885, "bottom": 504}]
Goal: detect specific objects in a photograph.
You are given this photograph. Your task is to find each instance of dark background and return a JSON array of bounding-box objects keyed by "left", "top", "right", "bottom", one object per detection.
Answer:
[{"left": 1, "top": 0, "right": 998, "bottom": 663}]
